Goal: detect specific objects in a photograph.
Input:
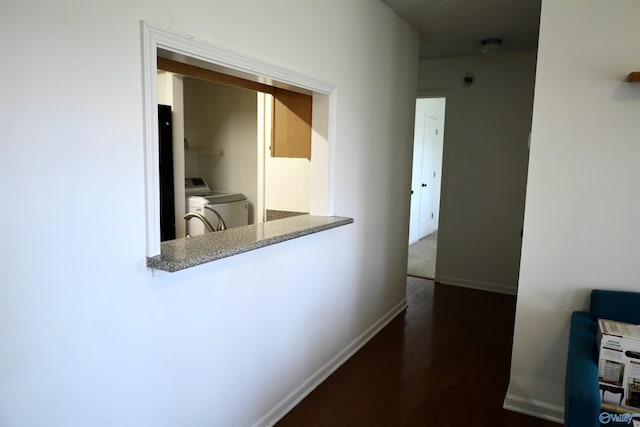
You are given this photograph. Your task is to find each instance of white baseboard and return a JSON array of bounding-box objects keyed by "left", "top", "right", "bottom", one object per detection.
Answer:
[
  {"left": 252, "top": 297, "right": 408, "bottom": 427},
  {"left": 503, "top": 392, "right": 564, "bottom": 424},
  {"left": 436, "top": 275, "right": 517, "bottom": 295}
]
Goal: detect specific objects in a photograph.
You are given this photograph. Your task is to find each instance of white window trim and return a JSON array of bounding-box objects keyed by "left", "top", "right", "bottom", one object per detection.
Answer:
[{"left": 141, "top": 21, "right": 337, "bottom": 257}]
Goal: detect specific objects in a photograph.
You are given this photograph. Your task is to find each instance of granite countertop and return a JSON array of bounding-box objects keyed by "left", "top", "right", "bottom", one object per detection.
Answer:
[{"left": 147, "top": 215, "right": 354, "bottom": 272}]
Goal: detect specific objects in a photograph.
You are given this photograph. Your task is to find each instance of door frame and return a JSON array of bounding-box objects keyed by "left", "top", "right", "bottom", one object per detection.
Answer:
[
  {"left": 408, "top": 91, "right": 449, "bottom": 281},
  {"left": 410, "top": 93, "right": 448, "bottom": 242}
]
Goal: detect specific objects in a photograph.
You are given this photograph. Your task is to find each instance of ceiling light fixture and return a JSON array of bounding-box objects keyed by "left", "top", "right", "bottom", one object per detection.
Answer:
[{"left": 481, "top": 38, "right": 502, "bottom": 54}]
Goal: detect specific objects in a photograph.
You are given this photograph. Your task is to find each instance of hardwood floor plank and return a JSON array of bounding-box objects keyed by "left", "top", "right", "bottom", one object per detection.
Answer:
[{"left": 276, "top": 277, "right": 559, "bottom": 426}]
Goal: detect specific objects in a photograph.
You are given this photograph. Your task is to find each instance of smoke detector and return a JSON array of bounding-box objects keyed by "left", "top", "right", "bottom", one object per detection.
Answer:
[{"left": 481, "top": 38, "right": 503, "bottom": 54}]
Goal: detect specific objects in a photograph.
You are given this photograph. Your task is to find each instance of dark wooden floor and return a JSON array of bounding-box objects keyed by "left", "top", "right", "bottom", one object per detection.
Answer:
[{"left": 277, "top": 277, "right": 560, "bottom": 427}]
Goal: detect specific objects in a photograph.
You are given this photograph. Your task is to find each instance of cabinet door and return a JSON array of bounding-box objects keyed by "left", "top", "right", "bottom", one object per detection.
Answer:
[{"left": 272, "top": 88, "right": 312, "bottom": 159}]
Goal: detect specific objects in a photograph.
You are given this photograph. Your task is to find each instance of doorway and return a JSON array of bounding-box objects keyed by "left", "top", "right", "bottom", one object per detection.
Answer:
[{"left": 408, "top": 97, "right": 445, "bottom": 279}]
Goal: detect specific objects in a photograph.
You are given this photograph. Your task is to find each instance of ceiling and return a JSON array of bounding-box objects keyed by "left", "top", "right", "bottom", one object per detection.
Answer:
[{"left": 380, "top": 0, "right": 541, "bottom": 59}]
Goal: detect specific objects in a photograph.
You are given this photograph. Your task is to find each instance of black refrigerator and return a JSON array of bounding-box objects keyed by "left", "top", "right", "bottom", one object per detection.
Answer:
[{"left": 158, "top": 104, "right": 176, "bottom": 241}]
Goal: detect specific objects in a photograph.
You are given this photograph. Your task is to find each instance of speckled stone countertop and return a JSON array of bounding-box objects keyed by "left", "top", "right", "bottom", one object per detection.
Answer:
[{"left": 147, "top": 215, "right": 354, "bottom": 272}]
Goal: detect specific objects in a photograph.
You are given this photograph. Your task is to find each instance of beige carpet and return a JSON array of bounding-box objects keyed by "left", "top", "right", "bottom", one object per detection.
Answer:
[{"left": 407, "top": 231, "right": 437, "bottom": 279}]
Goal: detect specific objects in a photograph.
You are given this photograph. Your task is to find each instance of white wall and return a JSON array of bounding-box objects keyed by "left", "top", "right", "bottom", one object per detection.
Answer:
[
  {"left": 0, "top": 1, "right": 418, "bottom": 426},
  {"left": 171, "top": 75, "right": 187, "bottom": 238},
  {"left": 265, "top": 156, "right": 310, "bottom": 213},
  {"left": 505, "top": 0, "right": 640, "bottom": 421},
  {"left": 418, "top": 51, "right": 537, "bottom": 294},
  {"left": 157, "top": 71, "right": 173, "bottom": 105}
]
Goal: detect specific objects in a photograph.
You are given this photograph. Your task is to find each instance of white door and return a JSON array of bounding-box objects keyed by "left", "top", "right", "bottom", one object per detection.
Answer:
[
  {"left": 418, "top": 115, "right": 438, "bottom": 237},
  {"left": 409, "top": 108, "right": 425, "bottom": 243},
  {"left": 409, "top": 97, "right": 445, "bottom": 244}
]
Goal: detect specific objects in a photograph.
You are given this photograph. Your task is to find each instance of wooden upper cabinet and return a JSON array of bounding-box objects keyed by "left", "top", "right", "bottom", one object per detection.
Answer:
[
  {"left": 158, "top": 56, "right": 313, "bottom": 159},
  {"left": 272, "top": 88, "right": 312, "bottom": 159}
]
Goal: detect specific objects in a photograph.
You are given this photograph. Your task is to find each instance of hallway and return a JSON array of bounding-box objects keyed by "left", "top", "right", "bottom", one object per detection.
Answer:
[
  {"left": 277, "top": 278, "right": 558, "bottom": 426},
  {"left": 407, "top": 231, "right": 437, "bottom": 279}
]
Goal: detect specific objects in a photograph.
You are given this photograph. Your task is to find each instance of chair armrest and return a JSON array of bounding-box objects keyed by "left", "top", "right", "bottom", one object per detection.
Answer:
[{"left": 565, "top": 311, "right": 600, "bottom": 427}]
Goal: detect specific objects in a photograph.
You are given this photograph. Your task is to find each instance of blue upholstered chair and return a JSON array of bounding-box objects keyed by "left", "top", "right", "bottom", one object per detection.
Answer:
[{"left": 565, "top": 290, "right": 640, "bottom": 427}]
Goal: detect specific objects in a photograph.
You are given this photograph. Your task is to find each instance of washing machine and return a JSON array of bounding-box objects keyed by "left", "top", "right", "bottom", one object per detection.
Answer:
[{"left": 185, "top": 176, "right": 249, "bottom": 236}]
